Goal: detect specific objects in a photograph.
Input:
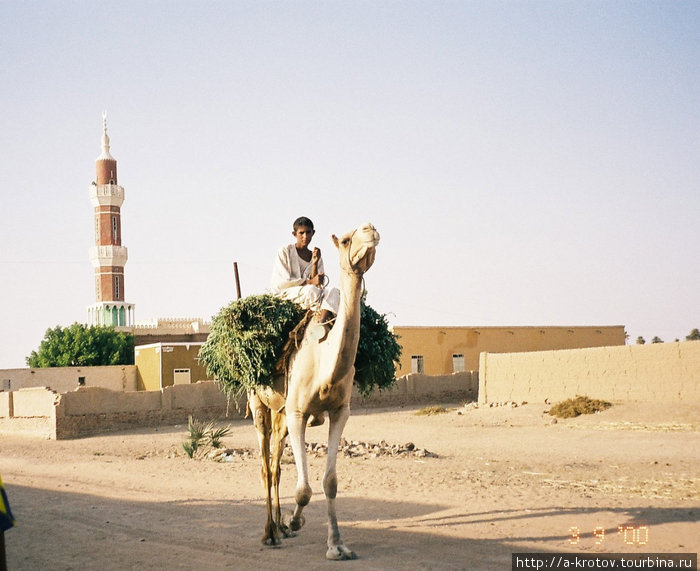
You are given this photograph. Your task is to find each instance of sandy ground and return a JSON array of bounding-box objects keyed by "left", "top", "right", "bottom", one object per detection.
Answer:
[{"left": 1, "top": 401, "right": 698, "bottom": 570}]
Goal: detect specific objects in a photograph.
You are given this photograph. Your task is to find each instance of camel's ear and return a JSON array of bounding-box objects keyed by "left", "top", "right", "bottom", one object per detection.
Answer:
[{"left": 332, "top": 234, "right": 339, "bottom": 249}]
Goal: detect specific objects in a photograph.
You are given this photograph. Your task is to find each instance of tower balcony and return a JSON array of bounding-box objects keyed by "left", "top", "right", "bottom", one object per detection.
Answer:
[
  {"left": 89, "top": 183, "right": 124, "bottom": 207},
  {"left": 87, "top": 302, "right": 135, "bottom": 327},
  {"left": 89, "top": 245, "right": 128, "bottom": 267}
]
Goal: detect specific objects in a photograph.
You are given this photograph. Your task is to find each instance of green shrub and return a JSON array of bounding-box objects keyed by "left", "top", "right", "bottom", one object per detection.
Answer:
[
  {"left": 182, "top": 416, "right": 231, "bottom": 459},
  {"left": 206, "top": 424, "right": 231, "bottom": 448}
]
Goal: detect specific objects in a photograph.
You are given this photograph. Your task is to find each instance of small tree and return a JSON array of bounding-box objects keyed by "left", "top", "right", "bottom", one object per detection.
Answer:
[
  {"left": 26, "top": 323, "right": 134, "bottom": 367},
  {"left": 686, "top": 328, "right": 700, "bottom": 341},
  {"left": 636, "top": 336, "right": 646, "bottom": 345},
  {"left": 651, "top": 336, "right": 663, "bottom": 344}
]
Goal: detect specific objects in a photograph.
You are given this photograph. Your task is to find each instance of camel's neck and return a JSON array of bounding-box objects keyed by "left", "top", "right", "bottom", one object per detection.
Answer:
[{"left": 325, "top": 268, "right": 363, "bottom": 381}]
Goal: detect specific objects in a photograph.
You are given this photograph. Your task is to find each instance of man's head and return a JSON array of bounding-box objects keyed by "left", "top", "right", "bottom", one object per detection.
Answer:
[
  {"left": 293, "top": 216, "right": 315, "bottom": 248},
  {"left": 293, "top": 216, "right": 314, "bottom": 232}
]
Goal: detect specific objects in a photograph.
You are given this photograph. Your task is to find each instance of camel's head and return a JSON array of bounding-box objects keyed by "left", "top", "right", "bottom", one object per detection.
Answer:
[{"left": 332, "top": 222, "right": 380, "bottom": 275}]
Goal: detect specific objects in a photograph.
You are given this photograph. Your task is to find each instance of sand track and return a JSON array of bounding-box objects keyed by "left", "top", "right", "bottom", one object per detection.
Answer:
[{"left": 2, "top": 402, "right": 698, "bottom": 570}]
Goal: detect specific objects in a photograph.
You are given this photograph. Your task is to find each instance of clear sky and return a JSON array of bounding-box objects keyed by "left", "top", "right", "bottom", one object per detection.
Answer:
[{"left": 1, "top": 1, "right": 698, "bottom": 368}]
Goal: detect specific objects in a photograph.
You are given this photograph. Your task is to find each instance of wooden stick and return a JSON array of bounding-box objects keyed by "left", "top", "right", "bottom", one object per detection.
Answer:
[{"left": 233, "top": 262, "right": 242, "bottom": 300}]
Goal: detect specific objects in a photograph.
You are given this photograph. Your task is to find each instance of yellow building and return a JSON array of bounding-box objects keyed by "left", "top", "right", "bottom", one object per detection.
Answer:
[
  {"left": 135, "top": 342, "right": 209, "bottom": 391},
  {"left": 132, "top": 325, "right": 626, "bottom": 389},
  {"left": 392, "top": 325, "right": 625, "bottom": 376}
]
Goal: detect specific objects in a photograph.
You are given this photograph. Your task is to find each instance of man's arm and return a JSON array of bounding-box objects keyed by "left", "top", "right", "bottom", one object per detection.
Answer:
[
  {"left": 270, "top": 246, "right": 305, "bottom": 291},
  {"left": 310, "top": 247, "right": 320, "bottom": 278}
]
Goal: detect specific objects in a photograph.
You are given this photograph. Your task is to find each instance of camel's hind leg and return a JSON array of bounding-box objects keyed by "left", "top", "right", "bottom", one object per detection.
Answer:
[
  {"left": 249, "top": 392, "right": 281, "bottom": 546},
  {"left": 270, "top": 409, "right": 294, "bottom": 537},
  {"left": 324, "top": 404, "right": 357, "bottom": 560}
]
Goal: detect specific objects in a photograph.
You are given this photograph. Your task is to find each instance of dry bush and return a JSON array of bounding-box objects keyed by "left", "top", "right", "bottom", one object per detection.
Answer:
[
  {"left": 548, "top": 395, "right": 612, "bottom": 418},
  {"left": 415, "top": 405, "right": 450, "bottom": 416}
]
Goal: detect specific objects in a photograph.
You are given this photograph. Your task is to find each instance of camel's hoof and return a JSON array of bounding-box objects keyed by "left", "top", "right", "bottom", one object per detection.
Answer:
[
  {"left": 326, "top": 544, "right": 357, "bottom": 560},
  {"left": 281, "top": 510, "right": 302, "bottom": 534},
  {"left": 280, "top": 524, "right": 296, "bottom": 538},
  {"left": 279, "top": 512, "right": 297, "bottom": 538},
  {"left": 262, "top": 535, "right": 282, "bottom": 547},
  {"left": 288, "top": 514, "right": 305, "bottom": 532},
  {"left": 262, "top": 525, "right": 283, "bottom": 546}
]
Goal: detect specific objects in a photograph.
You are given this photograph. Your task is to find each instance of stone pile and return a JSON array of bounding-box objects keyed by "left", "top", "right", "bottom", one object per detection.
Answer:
[
  {"left": 208, "top": 447, "right": 255, "bottom": 462},
  {"left": 284, "top": 438, "right": 438, "bottom": 460},
  {"left": 456, "top": 401, "right": 527, "bottom": 414},
  {"left": 205, "top": 439, "right": 438, "bottom": 463}
]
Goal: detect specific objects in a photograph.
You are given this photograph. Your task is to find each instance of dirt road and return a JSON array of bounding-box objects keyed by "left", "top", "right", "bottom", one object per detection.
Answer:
[{"left": 2, "top": 402, "right": 698, "bottom": 570}]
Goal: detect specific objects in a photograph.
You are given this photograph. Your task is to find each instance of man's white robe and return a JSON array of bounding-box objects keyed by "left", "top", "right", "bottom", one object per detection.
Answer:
[{"left": 270, "top": 244, "right": 340, "bottom": 314}]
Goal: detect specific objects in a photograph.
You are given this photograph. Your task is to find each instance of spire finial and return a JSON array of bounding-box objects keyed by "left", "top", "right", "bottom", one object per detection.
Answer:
[{"left": 98, "top": 111, "right": 114, "bottom": 160}]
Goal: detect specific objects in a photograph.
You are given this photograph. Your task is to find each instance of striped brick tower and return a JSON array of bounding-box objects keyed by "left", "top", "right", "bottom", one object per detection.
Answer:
[{"left": 87, "top": 113, "right": 135, "bottom": 327}]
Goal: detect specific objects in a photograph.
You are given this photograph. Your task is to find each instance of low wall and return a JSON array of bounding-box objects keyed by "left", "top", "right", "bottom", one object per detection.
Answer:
[
  {"left": 0, "top": 387, "right": 59, "bottom": 438},
  {"left": 352, "top": 371, "right": 478, "bottom": 407},
  {"left": 0, "top": 382, "right": 246, "bottom": 439},
  {"left": 13, "top": 386, "right": 59, "bottom": 416},
  {"left": 0, "top": 391, "right": 11, "bottom": 417},
  {"left": 0, "top": 365, "right": 137, "bottom": 393},
  {"left": 479, "top": 341, "right": 700, "bottom": 405},
  {"left": 1, "top": 372, "right": 478, "bottom": 439}
]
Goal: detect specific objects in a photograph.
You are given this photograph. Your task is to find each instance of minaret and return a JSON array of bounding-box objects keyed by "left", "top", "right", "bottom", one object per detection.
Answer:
[{"left": 87, "top": 113, "right": 135, "bottom": 327}]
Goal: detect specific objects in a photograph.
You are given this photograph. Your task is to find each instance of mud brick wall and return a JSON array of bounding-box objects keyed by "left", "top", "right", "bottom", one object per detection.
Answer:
[
  {"left": 0, "top": 382, "right": 246, "bottom": 439},
  {"left": 54, "top": 383, "right": 246, "bottom": 439},
  {"left": 479, "top": 341, "right": 700, "bottom": 405},
  {"left": 352, "top": 371, "right": 478, "bottom": 407}
]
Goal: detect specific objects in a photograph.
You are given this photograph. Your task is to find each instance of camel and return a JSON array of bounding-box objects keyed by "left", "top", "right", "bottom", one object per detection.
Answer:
[{"left": 247, "top": 222, "right": 380, "bottom": 560}]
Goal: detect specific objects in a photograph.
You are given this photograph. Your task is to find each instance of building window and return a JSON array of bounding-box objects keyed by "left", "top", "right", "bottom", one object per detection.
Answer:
[
  {"left": 114, "top": 275, "right": 120, "bottom": 299},
  {"left": 411, "top": 355, "right": 424, "bottom": 374},
  {"left": 78, "top": 377, "right": 86, "bottom": 386},
  {"left": 112, "top": 215, "right": 118, "bottom": 242},
  {"left": 174, "top": 369, "right": 191, "bottom": 385},
  {"left": 452, "top": 353, "right": 466, "bottom": 372},
  {"left": 95, "top": 217, "right": 100, "bottom": 241}
]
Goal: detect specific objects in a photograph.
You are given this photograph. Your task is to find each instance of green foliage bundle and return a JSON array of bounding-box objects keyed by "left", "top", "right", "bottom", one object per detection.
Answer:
[
  {"left": 198, "top": 295, "right": 307, "bottom": 399},
  {"left": 548, "top": 395, "right": 612, "bottom": 419},
  {"left": 355, "top": 294, "right": 402, "bottom": 396},
  {"left": 26, "top": 323, "right": 134, "bottom": 367},
  {"left": 198, "top": 293, "right": 401, "bottom": 399}
]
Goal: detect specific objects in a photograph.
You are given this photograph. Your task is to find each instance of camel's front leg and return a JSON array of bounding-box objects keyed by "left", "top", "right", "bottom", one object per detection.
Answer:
[
  {"left": 324, "top": 404, "right": 357, "bottom": 560},
  {"left": 286, "top": 409, "right": 311, "bottom": 532}
]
